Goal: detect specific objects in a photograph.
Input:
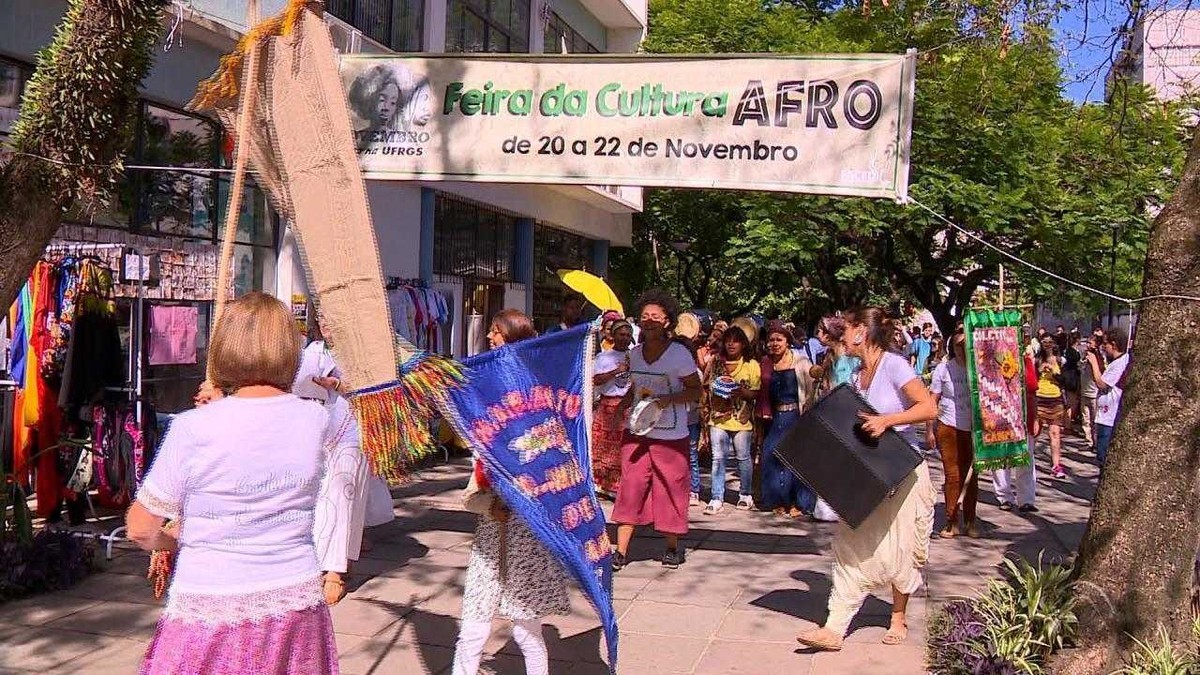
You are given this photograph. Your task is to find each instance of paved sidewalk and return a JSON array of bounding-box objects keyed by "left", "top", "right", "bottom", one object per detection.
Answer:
[{"left": 0, "top": 436, "right": 1097, "bottom": 674}]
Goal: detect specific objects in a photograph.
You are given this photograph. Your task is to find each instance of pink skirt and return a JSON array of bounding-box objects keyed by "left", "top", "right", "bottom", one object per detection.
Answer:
[
  {"left": 139, "top": 602, "right": 338, "bottom": 674},
  {"left": 612, "top": 434, "right": 690, "bottom": 535}
]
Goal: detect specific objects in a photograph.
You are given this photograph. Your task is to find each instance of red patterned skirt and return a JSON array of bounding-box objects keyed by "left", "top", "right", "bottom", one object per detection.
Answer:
[{"left": 592, "top": 396, "right": 626, "bottom": 494}]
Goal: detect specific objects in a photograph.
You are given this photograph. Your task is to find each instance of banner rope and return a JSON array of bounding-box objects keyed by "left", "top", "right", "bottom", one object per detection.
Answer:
[{"left": 907, "top": 196, "right": 1200, "bottom": 306}]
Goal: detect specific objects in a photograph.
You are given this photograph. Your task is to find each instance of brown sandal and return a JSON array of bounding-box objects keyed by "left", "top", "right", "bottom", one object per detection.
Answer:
[
  {"left": 882, "top": 612, "right": 908, "bottom": 645},
  {"left": 797, "top": 627, "right": 844, "bottom": 651}
]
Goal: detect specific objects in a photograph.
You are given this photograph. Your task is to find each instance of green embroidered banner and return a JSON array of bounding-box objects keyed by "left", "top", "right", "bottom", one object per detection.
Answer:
[{"left": 963, "top": 309, "right": 1031, "bottom": 471}]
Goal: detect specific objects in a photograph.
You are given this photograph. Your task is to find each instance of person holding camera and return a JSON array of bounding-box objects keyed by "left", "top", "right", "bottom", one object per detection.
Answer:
[{"left": 1079, "top": 336, "right": 1103, "bottom": 448}]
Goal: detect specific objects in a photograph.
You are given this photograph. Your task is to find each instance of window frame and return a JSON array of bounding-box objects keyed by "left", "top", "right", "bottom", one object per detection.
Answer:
[
  {"left": 543, "top": 10, "right": 600, "bottom": 54},
  {"left": 433, "top": 193, "right": 517, "bottom": 281},
  {"left": 446, "top": 0, "right": 530, "bottom": 54},
  {"left": 326, "top": 0, "right": 425, "bottom": 52}
]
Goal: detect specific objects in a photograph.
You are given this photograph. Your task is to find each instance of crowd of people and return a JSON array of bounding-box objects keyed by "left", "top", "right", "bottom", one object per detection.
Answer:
[{"left": 118, "top": 288, "right": 1133, "bottom": 673}]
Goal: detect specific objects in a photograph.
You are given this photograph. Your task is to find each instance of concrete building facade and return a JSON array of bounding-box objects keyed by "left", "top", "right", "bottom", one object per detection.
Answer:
[
  {"left": 1109, "top": 8, "right": 1200, "bottom": 102},
  {"left": 0, "top": 0, "right": 645, "bottom": 409}
]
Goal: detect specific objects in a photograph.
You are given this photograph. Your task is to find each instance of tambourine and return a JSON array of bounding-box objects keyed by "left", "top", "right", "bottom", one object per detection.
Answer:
[{"left": 628, "top": 399, "right": 664, "bottom": 436}]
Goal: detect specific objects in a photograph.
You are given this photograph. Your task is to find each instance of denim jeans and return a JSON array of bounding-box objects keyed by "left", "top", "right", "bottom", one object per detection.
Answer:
[
  {"left": 709, "top": 427, "right": 753, "bottom": 503},
  {"left": 688, "top": 423, "right": 702, "bottom": 495},
  {"left": 1095, "top": 423, "right": 1114, "bottom": 474}
]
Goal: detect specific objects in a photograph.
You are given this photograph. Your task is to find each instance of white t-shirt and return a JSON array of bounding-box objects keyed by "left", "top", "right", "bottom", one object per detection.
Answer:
[
  {"left": 1095, "top": 353, "right": 1130, "bottom": 427},
  {"left": 627, "top": 341, "right": 697, "bottom": 440},
  {"left": 930, "top": 359, "right": 972, "bottom": 430},
  {"left": 137, "top": 394, "right": 336, "bottom": 594},
  {"left": 594, "top": 348, "right": 632, "bottom": 397},
  {"left": 294, "top": 339, "right": 342, "bottom": 401},
  {"left": 856, "top": 351, "right": 922, "bottom": 446}
]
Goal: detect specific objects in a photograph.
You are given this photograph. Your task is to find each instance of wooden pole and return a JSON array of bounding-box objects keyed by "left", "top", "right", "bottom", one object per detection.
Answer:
[
  {"left": 998, "top": 264, "right": 1006, "bottom": 311},
  {"left": 207, "top": 0, "right": 261, "bottom": 381}
]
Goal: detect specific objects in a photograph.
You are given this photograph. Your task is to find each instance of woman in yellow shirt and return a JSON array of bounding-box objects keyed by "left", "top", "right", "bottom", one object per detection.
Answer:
[
  {"left": 702, "top": 326, "right": 761, "bottom": 514},
  {"left": 1033, "top": 338, "right": 1067, "bottom": 479}
]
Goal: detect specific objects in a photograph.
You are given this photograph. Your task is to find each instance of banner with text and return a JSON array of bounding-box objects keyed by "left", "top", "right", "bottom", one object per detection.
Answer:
[{"left": 338, "top": 53, "right": 916, "bottom": 200}]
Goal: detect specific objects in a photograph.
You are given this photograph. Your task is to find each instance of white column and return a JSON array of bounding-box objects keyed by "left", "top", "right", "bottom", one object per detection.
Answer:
[
  {"left": 529, "top": 0, "right": 545, "bottom": 53},
  {"left": 425, "top": 0, "right": 448, "bottom": 52},
  {"left": 274, "top": 222, "right": 309, "bottom": 304}
]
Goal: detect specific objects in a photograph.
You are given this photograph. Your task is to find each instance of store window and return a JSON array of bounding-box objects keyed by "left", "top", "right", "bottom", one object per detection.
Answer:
[
  {"left": 326, "top": 0, "right": 424, "bottom": 52},
  {"left": 533, "top": 224, "right": 594, "bottom": 330},
  {"left": 138, "top": 104, "right": 221, "bottom": 239},
  {"left": 543, "top": 11, "right": 599, "bottom": 54},
  {"left": 0, "top": 59, "right": 31, "bottom": 139},
  {"left": 446, "top": 0, "right": 530, "bottom": 53},
  {"left": 2, "top": 60, "right": 278, "bottom": 414},
  {"left": 0, "top": 58, "right": 33, "bottom": 166},
  {"left": 433, "top": 194, "right": 516, "bottom": 281},
  {"left": 433, "top": 194, "right": 518, "bottom": 355}
]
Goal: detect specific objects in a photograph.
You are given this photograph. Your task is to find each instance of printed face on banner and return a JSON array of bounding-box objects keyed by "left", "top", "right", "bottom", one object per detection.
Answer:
[
  {"left": 339, "top": 54, "right": 915, "bottom": 200},
  {"left": 971, "top": 326, "right": 1025, "bottom": 445}
]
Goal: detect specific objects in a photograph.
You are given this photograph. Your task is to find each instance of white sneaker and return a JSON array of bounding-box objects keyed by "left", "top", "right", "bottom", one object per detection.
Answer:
[
  {"left": 703, "top": 500, "right": 724, "bottom": 515},
  {"left": 736, "top": 496, "right": 755, "bottom": 511},
  {"left": 689, "top": 492, "right": 701, "bottom": 506}
]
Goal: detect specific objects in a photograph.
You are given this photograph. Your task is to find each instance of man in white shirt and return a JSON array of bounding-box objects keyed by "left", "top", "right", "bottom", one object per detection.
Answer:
[{"left": 1091, "top": 328, "right": 1130, "bottom": 475}]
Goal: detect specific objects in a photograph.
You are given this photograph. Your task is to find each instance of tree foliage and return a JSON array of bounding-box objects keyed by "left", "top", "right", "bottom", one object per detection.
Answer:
[
  {"left": 612, "top": 0, "right": 1187, "bottom": 334},
  {"left": 0, "top": 0, "right": 167, "bottom": 312}
]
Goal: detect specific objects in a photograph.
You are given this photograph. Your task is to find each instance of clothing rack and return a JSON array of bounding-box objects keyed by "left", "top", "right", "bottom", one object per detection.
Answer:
[
  {"left": 100, "top": 246, "right": 152, "bottom": 557},
  {"left": 386, "top": 276, "right": 427, "bottom": 290},
  {"left": 44, "top": 242, "right": 127, "bottom": 253}
]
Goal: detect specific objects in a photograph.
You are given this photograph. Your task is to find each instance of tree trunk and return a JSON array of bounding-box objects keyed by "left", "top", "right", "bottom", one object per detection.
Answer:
[
  {"left": 0, "top": 0, "right": 166, "bottom": 311},
  {"left": 1055, "top": 128, "right": 1200, "bottom": 674}
]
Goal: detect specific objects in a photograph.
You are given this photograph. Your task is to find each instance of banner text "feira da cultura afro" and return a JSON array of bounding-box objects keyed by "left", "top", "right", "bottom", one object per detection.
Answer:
[{"left": 442, "top": 80, "right": 885, "bottom": 129}]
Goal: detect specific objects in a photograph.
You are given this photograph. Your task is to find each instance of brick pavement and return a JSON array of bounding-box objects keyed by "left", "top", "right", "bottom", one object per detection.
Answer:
[{"left": 0, "top": 436, "right": 1097, "bottom": 674}]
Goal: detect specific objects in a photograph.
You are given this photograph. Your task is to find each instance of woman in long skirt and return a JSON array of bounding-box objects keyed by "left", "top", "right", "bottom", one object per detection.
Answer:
[
  {"left": 592, "top": 321, "right": 634, "bottom": 496},
  {"left": 797, "top": 307, "right": 936, "bottom": 652},
  {"left": 126, "top": 293, "right": 340, "bottom": 674},
  {"left": 757, "top": 322, "right": 816, "bottom": 517}
]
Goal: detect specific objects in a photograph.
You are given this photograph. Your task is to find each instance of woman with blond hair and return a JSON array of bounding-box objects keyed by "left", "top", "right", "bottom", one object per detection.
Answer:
[
  {"left": 127, "top": 292, "right": 342, "bottom": 674},
  {"left": 797, "top": 307, "right": 936, "bottom": 652}
]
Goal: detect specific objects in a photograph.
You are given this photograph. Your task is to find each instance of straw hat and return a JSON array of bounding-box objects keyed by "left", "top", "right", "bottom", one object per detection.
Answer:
[
  {"left": 675, "top": 312, "right": 700, "bottom": 340},
  {"left": 732, "top": 316, "right": 759, "bottom": 345}
]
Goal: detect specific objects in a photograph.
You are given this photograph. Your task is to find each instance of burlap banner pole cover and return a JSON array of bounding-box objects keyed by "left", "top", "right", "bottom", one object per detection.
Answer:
[
  {"left": 339, "top": 52, "right": 917, "bottom": 201},
  {"left": 191, "top": 1, "right": 463, "bottom": 482},
  {"left": 963, "top": 309, "right": 1032, "bottom": 471}
]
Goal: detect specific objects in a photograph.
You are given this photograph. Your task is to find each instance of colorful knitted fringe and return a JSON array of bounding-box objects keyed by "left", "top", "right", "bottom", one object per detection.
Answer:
[
  {"left": 348, "top": 346, "right": 466, "bottom": 483},
  {"left": 189, "top": 0, "right": 310, "bottom": 111}
]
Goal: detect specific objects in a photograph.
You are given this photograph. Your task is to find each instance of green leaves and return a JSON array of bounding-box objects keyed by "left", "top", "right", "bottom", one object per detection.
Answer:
[
  {"left": 7, "top": 0, "right": 168, "bottom": 213},
  {"left": 612, "top": 0, "right": 1188, "bottom": 326}
]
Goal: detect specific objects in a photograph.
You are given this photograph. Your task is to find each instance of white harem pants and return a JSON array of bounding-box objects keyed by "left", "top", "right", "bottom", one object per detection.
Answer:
[{"left": 825, "top": 461, "right": 935, "bottom": 637}]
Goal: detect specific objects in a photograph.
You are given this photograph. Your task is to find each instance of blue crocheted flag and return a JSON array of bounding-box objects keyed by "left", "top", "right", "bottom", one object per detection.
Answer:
[{"left": 445, "top": 324, "right": 617, "bottom": 672}]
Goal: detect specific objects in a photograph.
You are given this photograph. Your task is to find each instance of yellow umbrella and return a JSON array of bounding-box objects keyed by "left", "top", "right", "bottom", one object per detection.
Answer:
[{"left": 557, "top": 269, "right": 624, "bottom": 316}]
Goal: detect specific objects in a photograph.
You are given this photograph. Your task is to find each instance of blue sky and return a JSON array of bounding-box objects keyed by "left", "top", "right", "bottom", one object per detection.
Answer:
[{"left": 1054, "top": 1, "right": 1133, "bottom": 102}]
